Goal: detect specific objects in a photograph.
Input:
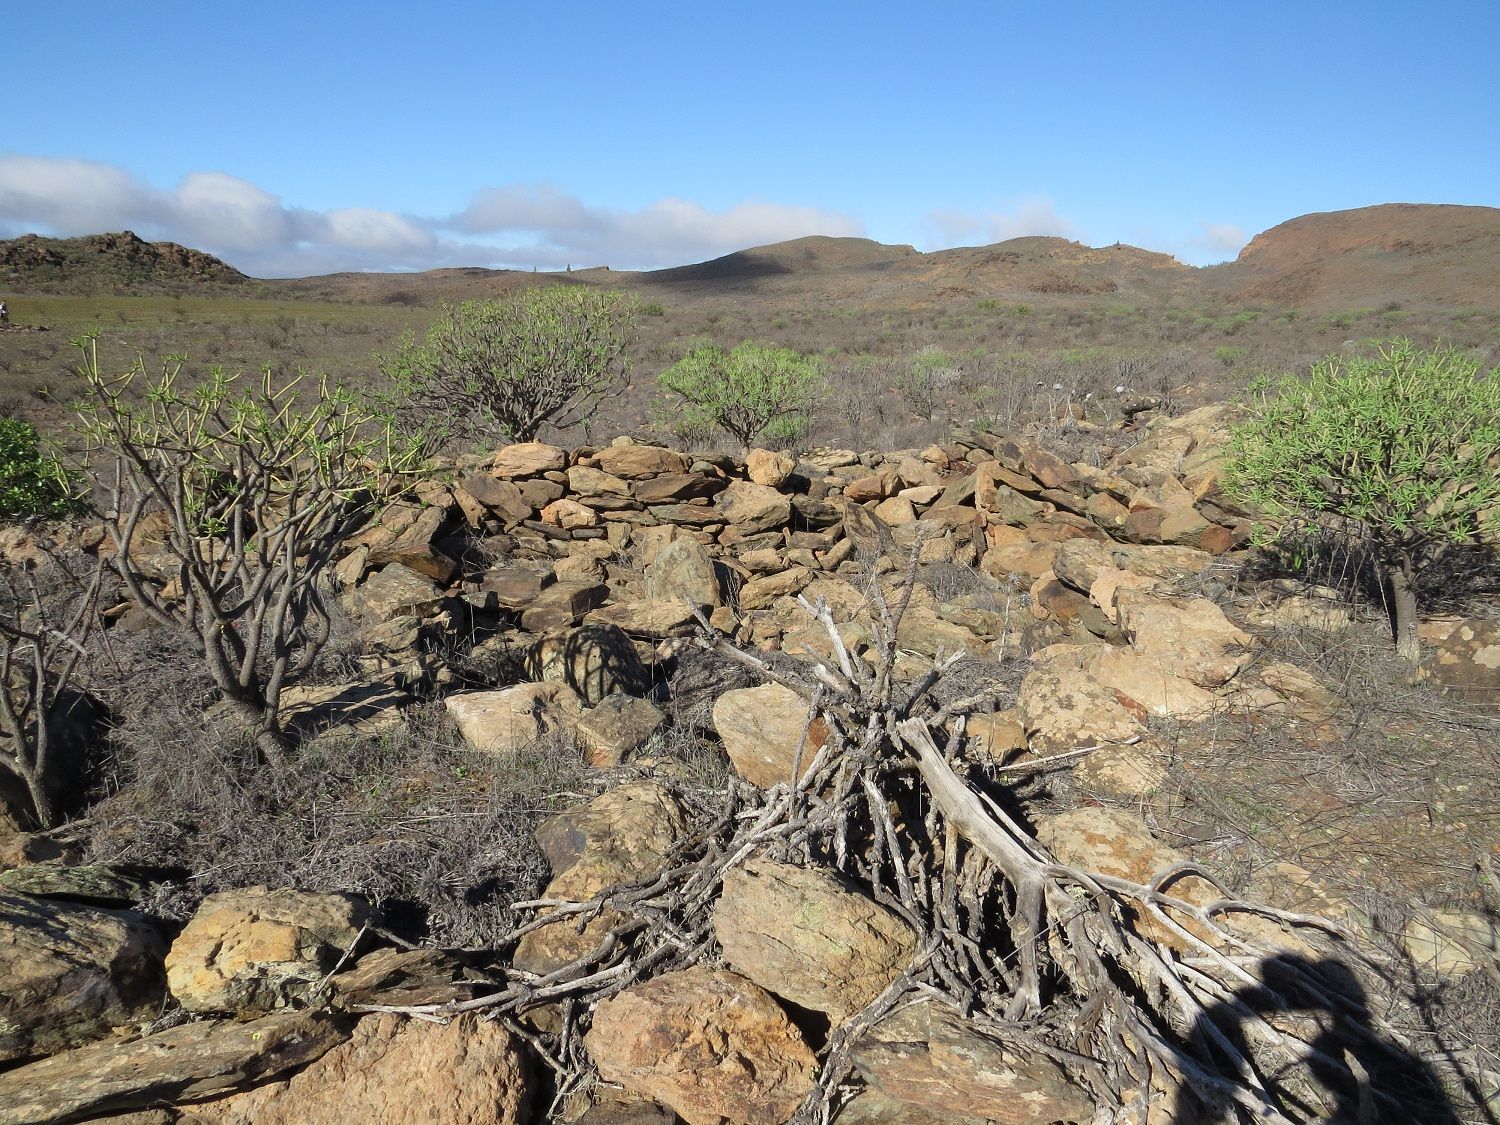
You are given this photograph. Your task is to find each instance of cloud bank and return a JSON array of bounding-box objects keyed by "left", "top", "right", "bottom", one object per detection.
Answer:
[
  {"left": 924, "top": 196, "right": 1077, "bottom": 248},
  {"left": 0, "top": 155, "right": 864, "bottom": 277}
]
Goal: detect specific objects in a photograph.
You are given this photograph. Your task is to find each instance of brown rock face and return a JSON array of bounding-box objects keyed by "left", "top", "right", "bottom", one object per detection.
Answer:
[
  {"left": 1419, "top": 616, "right": 1500, "bottom": 706},
  {"left": 0, "top": 895, "right": 165, "bottom": 1062},
  {"left": 181, "top": 1014, "right": 532, "bottom": 1125},
  {"left": 585, "top": 967, "right": 816, "bottom": 1125},
  {"left": 444, "top": 683, "right": 582, "bottom": 757},
  {"left": 1016, "top": 648, "right": 1145, "bottom": 753},
  {"left": 525, "top": 624, "right": 649, "bottom": 704},
  {"left": 851, "top": 1003, "right": 1092, "bottom": 1124},
  {"left": 165, "top": 887, "right": 368, "bottom": 1015},
  {"left": 714, "top": 858, "right": 916, "bottom": 1022},
  {"left": 644, "top": 535, "right": 720, "bottom": 609},
  {"left": 712, "top": 681, "right": 828, "bottom": 787},
  {"left": 0, "top": 1009, "right": 346, "bottom": 1125}
]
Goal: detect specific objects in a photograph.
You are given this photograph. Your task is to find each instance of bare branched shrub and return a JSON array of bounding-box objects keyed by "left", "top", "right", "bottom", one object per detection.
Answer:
[
  {"left": 0, "top": 549, "right": 104, "bottom": 827},
  {"left": 72, "top": 335, "right": 428, "bottom": 764}
]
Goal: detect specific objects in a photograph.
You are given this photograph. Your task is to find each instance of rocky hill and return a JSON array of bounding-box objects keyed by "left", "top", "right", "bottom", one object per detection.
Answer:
[
  {"left": 0, "top": 231, "right": 253, "bottom": 295},
  {"left": 1203, "top": 203, "right": 1500, "bottom": 308}
]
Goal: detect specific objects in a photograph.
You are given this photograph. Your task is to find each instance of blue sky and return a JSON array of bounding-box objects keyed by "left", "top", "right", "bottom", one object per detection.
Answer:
[{"left": 3, "top": 1, "right": 1496, "bottom": 276}]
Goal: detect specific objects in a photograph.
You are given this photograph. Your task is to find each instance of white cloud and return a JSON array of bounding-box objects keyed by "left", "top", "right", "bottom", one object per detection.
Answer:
[
  {"left": 1188, "top": 221, "right": 1248, "bottom": 261},
  {"left": 925, "top": 196, "right": 1076, "bottom": 248},
  {"left": 0, "top": 155, "right": 864, "bottom": 276},
  {"left": 450, "top": 185, "right": 864, "bottom": 269}
]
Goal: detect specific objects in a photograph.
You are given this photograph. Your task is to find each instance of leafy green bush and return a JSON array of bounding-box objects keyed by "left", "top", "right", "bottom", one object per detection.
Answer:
[
  {"left": 1225, "top": 339, "right": 1500, "bottom": 660},
  {"left": 655, "top": 341, "right": 826, "bottom": 449},
  {"left": 0, "top": 418, "right": 82, "bottom": 522},
  {"left": 378, "top": 287, "right": 637, "bottom": 445}
]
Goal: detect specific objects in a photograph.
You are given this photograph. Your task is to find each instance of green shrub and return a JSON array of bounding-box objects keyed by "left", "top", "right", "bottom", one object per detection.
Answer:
[
  {"left": 0, "top": 418, "right": 82, "bottom": 522},
  {"left": 655, "top": 341, "right": 826, "bottom": 449},
  {"left": 1225, "top": 339, "right": 1500, "bottom": 660},
  {"left": 378, "top": 287, "right": 637, "bottom": 444}
]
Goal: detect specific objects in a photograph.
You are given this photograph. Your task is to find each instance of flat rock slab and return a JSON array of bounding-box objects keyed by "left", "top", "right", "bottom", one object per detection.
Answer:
[
  {"left": 0, "top": 894, "right": 165, "bottom": 1063},
  {"left": 0, "top": 1010, "right": 347, "bottom": 1125}
]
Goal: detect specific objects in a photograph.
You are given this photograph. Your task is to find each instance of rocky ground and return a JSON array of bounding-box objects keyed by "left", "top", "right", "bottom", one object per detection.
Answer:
[{"left": 1, "top": 406, "right": 1497, "bottom": 1124}]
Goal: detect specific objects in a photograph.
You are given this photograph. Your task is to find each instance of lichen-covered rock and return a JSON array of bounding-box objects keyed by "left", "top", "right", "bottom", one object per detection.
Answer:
[
  {"left": 714, "top": 858, "right": 916, "bottom": 1021},
  {"left": 851, "top": 1003, "right": 1092, "bottom": 1124},
  {"left": 526, "top": 624, "right": 649, "bottom": 705},
  {"left": 1116, "top": 590, "right": 1253, "bottom": 687},
  {"left": 644, "top": 535, "right": 720, "bottom": 609},
  {"left": 0, "top": 894, "right": 165, "bottom": 1062},
  {"left": 514, "top": 782, "right": 685, "bottom": 975},
  {"left": 717, "top": 480, "right": 792, "bottom": 535},
  {"left": 488, "top": 442, "right": 567, "bottom": 478},
  {"left": 1017, "top": 648, "right": 1145, "bottom": 753},
  {"left": 585, "top": 967, "right": 816, "bottom": 1125},
  {"left": 165, "top": 887, "right": 368, "bottom": 1014}
]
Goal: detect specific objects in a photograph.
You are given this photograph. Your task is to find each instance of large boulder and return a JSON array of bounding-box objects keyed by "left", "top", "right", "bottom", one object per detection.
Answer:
[
  {"left": 644, "top": 535, "right": 720, "bottom": 610},
  {"left": 595, "top": 445, "right": 688, "bottom": 479},
  {"left": 181, "top": 1014, "right": 532, "bottom": 1124},
  {"left": 165, "top": 887, "right": 368, "bottom": 1015},
  {"left": 745, "top": 448, "right": 796, "bottom": 488},
  {"left": 574, "top": 694, "right": 666, "bottom": 768},
  {"left": 489, "top": 442, "right": 567, "bottom": 479},
  {"left": 1116, "top": 590, "right": 1253, "bottom": 687},
  {"left": 585, "top": 967, "right": 816, "bottom": 1125},
  {"left": 526, "top": 624, "right": 649, "bottom": 705},
  {"left": 1016, "top": 648, "right": 1146, "bottom": 753},
  {"left": 717, "top": 480, "right": 792, "bottom": 535},
  {"left": 445, "top": 683, "right": 583, "bottom": 756},
  {"left": 714, "top": 858, "right": 916, "bottom": 1022},
  {"left": 514, "top": 782, "right": 685, "bottom": 974},
  {"left": 0, "top": 895, "right": 165, "bottom": 1062},
  {"left": 851, "top": 1003, "right": 1092, "bottom": 1124},
  {"left": 712, "top": 682, "right": 829, "bottom": 788},
  {"left": 0, "top": 1010, "right": 346, "bottom": 1125},
  {"left": 1419, "top": 616, "right": 1500, "bottom": 707},
  {"left": 345, "top": 563, "right": 444, "bottom": 620}
]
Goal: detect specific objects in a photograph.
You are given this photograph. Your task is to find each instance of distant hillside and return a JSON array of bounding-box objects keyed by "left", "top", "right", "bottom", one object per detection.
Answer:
[
  {"left": 0, "top": 231, "right": 252, "bottom": 295},
  {"left": 6, "top": 204, "right": 1500, "bottom": 312},
  {"left": 1205, "top": 203, "right": 1500, "bottom": 308},
  {"left": 644, "top": 236, "right": 921, "bottom": 286},
  {"left": 278, "top": 264, "right": 586, "bottom": 305}
]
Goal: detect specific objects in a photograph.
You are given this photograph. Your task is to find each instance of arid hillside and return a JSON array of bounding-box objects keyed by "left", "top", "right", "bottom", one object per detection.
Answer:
[{"left": 3, "top": 203, "right": 1499, "bottom": 454}]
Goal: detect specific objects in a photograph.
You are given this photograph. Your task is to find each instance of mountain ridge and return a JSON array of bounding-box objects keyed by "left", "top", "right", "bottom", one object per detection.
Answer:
[{"left": 5, "top": 203, "right": 1499, "bottom": 309}]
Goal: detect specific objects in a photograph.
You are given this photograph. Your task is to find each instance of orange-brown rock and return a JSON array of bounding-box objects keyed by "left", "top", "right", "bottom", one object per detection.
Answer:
[
  {"left": 165, "top": 887, "right": 368, "bottom": 1015},
  {"left": 585, "top": 967, "right": 816, "bottom": 1125},
  {"left": 182, "top": 1014, "right": 531, "bottom": 1125}
]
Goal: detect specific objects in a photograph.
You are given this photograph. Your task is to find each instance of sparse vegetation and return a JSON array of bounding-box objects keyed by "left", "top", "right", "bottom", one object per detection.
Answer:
[
  {"left": 655, "top": 340, "right": 827, "bottom": 449},
  {"left": 378, "top": 287, "right": 638, "bottom": 444},
  {"left": 1225, "top": 339, "right": 1500, "bottom": 660}
]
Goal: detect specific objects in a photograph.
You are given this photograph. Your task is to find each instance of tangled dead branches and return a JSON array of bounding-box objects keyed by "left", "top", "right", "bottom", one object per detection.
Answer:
[{"left": 363, "top": 552, "right": 1445, "bottom": 1123}]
